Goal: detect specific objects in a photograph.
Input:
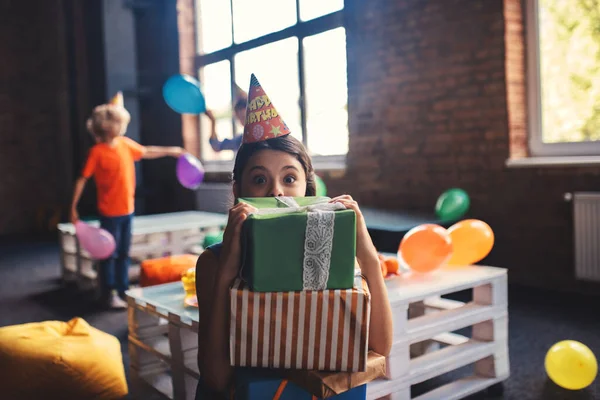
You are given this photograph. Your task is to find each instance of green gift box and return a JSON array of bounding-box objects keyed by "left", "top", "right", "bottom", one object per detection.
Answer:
[{"left": 238, "top": 196, "right": 356, "bottom": 292}]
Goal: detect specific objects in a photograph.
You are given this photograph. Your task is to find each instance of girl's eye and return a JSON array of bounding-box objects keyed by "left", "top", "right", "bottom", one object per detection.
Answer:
[
  {"left": 252, "top": 175, "right": 267, "bottom": 185},
  {"left": 284, "top": 175, "right": 296, "bottom": 184}
]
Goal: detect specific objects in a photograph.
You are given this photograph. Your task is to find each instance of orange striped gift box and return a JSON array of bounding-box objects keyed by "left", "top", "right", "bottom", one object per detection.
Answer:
[{"left": 229, "top": 276, "right": 371, "bottom": 372}]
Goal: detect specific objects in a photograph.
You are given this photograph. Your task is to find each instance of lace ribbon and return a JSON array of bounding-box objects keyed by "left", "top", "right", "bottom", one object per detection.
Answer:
[{"left": 248, "top": 197, "right": 344, "bottom": 290}]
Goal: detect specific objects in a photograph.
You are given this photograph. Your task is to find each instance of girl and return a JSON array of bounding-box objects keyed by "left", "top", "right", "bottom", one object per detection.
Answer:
[{"left": 195, "top": 75, "right": 393, "bottom": 398}]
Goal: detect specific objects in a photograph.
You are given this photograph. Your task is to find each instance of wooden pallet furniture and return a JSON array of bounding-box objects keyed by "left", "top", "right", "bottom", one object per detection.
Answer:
[
  {"left": 125, "top": 263, "right": 509, "bottom": 400},
  {"left": 368, "top": 264, "right": 509, "bottom": 400},
  {"left": 57, "top": 211, "right": 226, "bottom": 290}
]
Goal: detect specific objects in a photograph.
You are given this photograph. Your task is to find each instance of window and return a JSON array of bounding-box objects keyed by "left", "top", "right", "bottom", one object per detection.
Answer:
[
  {"left": 194, "top": 0, "right": 348, "bottom": 166},
  {"left": 527, "top": 0, "right": 600, "bottom": 156}
]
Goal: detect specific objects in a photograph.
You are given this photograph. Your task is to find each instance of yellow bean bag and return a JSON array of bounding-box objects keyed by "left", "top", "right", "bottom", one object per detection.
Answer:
[{"left": 0, "top": 317, "right": 128, "bottom": 399}]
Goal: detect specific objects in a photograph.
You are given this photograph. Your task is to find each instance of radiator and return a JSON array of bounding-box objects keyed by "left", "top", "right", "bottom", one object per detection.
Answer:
[
  {"left": 573, "top": 192, "right": 600, "bottom": 282},
  {"left": 195, "top": 183, "right": 234, "bottom": 214}
]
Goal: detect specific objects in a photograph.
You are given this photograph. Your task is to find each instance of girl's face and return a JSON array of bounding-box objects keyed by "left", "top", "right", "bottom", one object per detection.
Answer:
[{"left": 236, "top": 149, "right": 307, "bottom": 198}]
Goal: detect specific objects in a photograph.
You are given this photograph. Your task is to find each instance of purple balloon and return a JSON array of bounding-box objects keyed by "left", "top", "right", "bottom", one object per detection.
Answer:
[
  {"left": 177, "top": 154, "right": 205, "bottom": 189},
  {"left": 75, "top": 221, "right": 116, "bottom": 260}
]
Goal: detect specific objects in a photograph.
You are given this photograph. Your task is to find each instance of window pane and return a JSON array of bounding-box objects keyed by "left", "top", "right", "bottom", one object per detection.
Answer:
[
  {"left": 196, "top": 0, "right": 232, "bottom": 54},
  {"left": 231, "top": 0, "right": 296, "bottom": 44},
  {"left": 299, "top": 0, "right": 343, "bottom": 22},
  {"left": 538, "top": 0, "right": 600, "bottom": 143},
  {"left": 199, "top": 61, "right": 234, "bottom": 161},
  {"left": 234, "top": 38, "right": 302, "bottom": 143},
  {"left": 304, "top": 28, "right": 348, "bottom": 156}
]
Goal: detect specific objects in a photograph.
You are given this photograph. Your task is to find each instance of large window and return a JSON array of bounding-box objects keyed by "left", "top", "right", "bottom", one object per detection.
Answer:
[
  {"left": 527, "top": 0, "right": 600, "bottom": 156},
  {"left": 194, "top": 0, "right": 347, "bottom": 165}
]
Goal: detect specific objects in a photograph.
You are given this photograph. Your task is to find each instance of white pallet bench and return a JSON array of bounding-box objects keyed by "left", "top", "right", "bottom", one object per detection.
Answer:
[
  {"left": 127, "top": 283, "right": 200, "bottom": 400},
  {"left": 126, "top": 263, "right": 509, "bottom": 400},
  {"left": 58, "top": 211, "right": 226, "bottom": 290},
  {"left": 368, "top": 264, "right": 509, "bottom": 400}
]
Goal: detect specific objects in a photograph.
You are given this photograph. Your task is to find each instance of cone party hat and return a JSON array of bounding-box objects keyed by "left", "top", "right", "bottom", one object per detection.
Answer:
[
  {"left": 242, "top": 74, "right": 291, "bottom": 144},
  {"left": 109, "top": 91, "right": 124, "bottom": 107}
]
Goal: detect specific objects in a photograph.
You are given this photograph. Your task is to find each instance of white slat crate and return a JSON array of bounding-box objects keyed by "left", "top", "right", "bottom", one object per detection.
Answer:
[
  {"left": 58, "top": 211, "right": 227, "bottom": 290},
  {"left": 127, "top": 283, "right": 201, "bottom": 400},
  {"left": 126, "top": 263, "right": 509, "bottom": 400},
  {"left": 368, "top": 263, "right": 509, "bottom": 400}
]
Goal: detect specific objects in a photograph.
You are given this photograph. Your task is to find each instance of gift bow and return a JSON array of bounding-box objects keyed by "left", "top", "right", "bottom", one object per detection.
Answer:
[
  {"left": 248, "top": 197, "right": 346, "bottom": 291},
  {"left": 247, "top": 197, "right": 346, "bottom": 216}
]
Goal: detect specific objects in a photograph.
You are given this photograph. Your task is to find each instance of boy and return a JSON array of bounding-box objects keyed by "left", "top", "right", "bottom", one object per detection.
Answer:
[
  {"left": 70, "top": 94, "right": 184, "bottom": 309},
  {"left": 207, "top": 92, "right": 247, "bottom": 153}
]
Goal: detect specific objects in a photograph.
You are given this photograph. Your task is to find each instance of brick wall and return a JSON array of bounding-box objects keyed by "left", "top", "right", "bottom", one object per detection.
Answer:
[
  {"left": 336, "top": 0, "right": 600, "bottom": 293},
  {"left": 177, "top": 0, "right": 201, "bottom": 158},
  {"left": 0, "top": 0, "right": 73, "bottom": 235},
  {"left": 3, "top": 0, "right": 600, "bottom": 292}
]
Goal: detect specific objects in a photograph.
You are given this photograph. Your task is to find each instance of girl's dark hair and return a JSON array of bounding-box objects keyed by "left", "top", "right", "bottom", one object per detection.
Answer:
[{"left": 232, "top": 134, "right": 316, "bottom": 196}]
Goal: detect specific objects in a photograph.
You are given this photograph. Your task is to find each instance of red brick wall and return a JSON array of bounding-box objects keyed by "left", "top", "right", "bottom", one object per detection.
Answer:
[
  {"left": 334, "top": 0, "right": 600, "bottom": 293},
  {"left": 177, "top": 0, "right": 201, "bottom": 158},
  {"left": 3, "top": 0, "right": 600, "bottom": 293},
  {"left": 0, "top": 0, "right": 73, "bottom": 235}
]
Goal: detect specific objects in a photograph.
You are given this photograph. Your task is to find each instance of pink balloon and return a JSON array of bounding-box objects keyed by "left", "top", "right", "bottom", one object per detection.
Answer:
[{"left": 75, "top": 221, "right": 116, "bottom": 260}]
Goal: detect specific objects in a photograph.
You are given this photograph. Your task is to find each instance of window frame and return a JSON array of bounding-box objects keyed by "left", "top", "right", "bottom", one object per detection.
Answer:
[
  {"left": 194, "top": 0, "right": 348, "bottom": 171},
  {"left": 526, "top": 0, "right": 600, "bottom": 157}
]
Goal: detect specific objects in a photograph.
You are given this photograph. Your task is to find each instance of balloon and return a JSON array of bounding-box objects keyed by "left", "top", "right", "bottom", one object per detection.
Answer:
[
  {"left": 446, "top": 219, "right": 494, "bottom": 266},
  {"left": 398, "top": 224, "right": 453, "bottom": 273},
  {"left": 545, "top": 340, "right": 597, "bottom": 390},
  {"left": 315, "top": 175, "right": 327, "bottom": 196},
  {"left": 163, "top": 74, "right": 206, "bottom": 114},
  {"left": 435, "top": 188, "right": 470, "bottom": 221},
  {"left": 177, "top": 154, "right": 205, "bottom": 189},
  {"left": 75, "top": 221, "right": 116, "bottom": 260},
  {"left": 203, "top": 231, "right": 224, "bottom": 248}
]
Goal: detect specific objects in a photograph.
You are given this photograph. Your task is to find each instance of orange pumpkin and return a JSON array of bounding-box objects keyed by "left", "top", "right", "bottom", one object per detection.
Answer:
[
  {"left": 384, "top": 257, "right": 400, "bottom": 275},
  {"left": 140, "top": 254, "right": 198, "bottom": 287}
]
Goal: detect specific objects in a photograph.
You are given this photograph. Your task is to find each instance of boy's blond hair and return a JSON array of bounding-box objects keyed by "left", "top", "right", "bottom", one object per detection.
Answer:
[{"left": 86, "top": 104, "right": 131, "bottom": 140}]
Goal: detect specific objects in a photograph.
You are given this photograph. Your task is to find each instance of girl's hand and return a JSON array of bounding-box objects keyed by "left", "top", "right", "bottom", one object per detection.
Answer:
[
  {"left": 330, "top": 195, "right": 393, "bottom": 356},
  {"left": 328, "top": 195, "right": 378, "bottom": 266},
  {"left": 218, "top": 202, "right": 257, "bottom": 283}
]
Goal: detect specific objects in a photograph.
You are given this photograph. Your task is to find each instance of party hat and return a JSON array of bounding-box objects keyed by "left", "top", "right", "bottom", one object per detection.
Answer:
[
  {"left": 243, "top": 74, "right": 291, "bottom": 144},
  {"left": 109, "top": 91, "right": 124, "bottom": 107}
]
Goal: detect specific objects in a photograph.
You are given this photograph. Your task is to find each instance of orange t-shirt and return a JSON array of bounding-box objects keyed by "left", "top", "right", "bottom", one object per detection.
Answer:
[{"left": 81, "top": 136, "right": 146, "bottom": 217}]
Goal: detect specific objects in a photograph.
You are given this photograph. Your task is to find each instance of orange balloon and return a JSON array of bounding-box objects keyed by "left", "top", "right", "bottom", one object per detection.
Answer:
[
  {"left": 398, "top": 224, "right": 453, "bottom": 273},
  {"left": 446, "top": 219, "right": 494, "bottom": 266}
]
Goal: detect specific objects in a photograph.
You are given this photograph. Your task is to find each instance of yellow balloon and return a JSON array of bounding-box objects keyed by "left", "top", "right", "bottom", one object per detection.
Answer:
[{"left": 545, "top": 340, "right": 598, "bottom": 390}]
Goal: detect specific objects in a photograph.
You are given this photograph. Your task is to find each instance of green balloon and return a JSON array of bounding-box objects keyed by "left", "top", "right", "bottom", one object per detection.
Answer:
[
  {"left": 435, "top": 188, "right": 470, "bottom": 221},
  {"left": 203, "top": 231, "right": 224, "bottom": 248},
  {"left": 315, "top": 175, "right": 327, "bottom": 196}
]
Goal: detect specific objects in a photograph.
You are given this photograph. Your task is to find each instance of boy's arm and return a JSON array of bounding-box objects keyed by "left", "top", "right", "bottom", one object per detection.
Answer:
[
  {"left": 70, "top": 177, "right": 88, "bottom": 224},
  {"left": 206, "top": 110, "right": 224, "bottom": 152},
  {"left": 206, "top": 110, "right": 217, "bottom": 140},
  {"left": 142, "top": 146, "right": 185, "bottom": 159}
]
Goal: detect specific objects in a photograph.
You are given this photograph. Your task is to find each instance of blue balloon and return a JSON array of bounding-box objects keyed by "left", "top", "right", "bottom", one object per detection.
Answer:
[{"left": 162, "top": 74, "right": 206, "bottom": 114}]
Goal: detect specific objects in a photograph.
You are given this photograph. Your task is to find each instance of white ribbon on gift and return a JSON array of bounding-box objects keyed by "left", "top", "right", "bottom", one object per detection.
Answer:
[{"left": 248, "top": 196, "right": 346, "bottom": 290}]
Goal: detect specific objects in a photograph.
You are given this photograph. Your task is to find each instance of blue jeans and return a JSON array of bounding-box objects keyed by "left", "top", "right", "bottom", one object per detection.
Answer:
[{"left": 99, "top": 213, "right": 133, "bottom": 297}]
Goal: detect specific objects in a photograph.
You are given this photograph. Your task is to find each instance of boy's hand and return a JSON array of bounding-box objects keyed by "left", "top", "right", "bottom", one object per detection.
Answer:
[
  {"left": 70, "top": 208, "right": 79, "bottom": 224},
  {"left": 174, "top": 147, "right": 185, "bottom": 157}
]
